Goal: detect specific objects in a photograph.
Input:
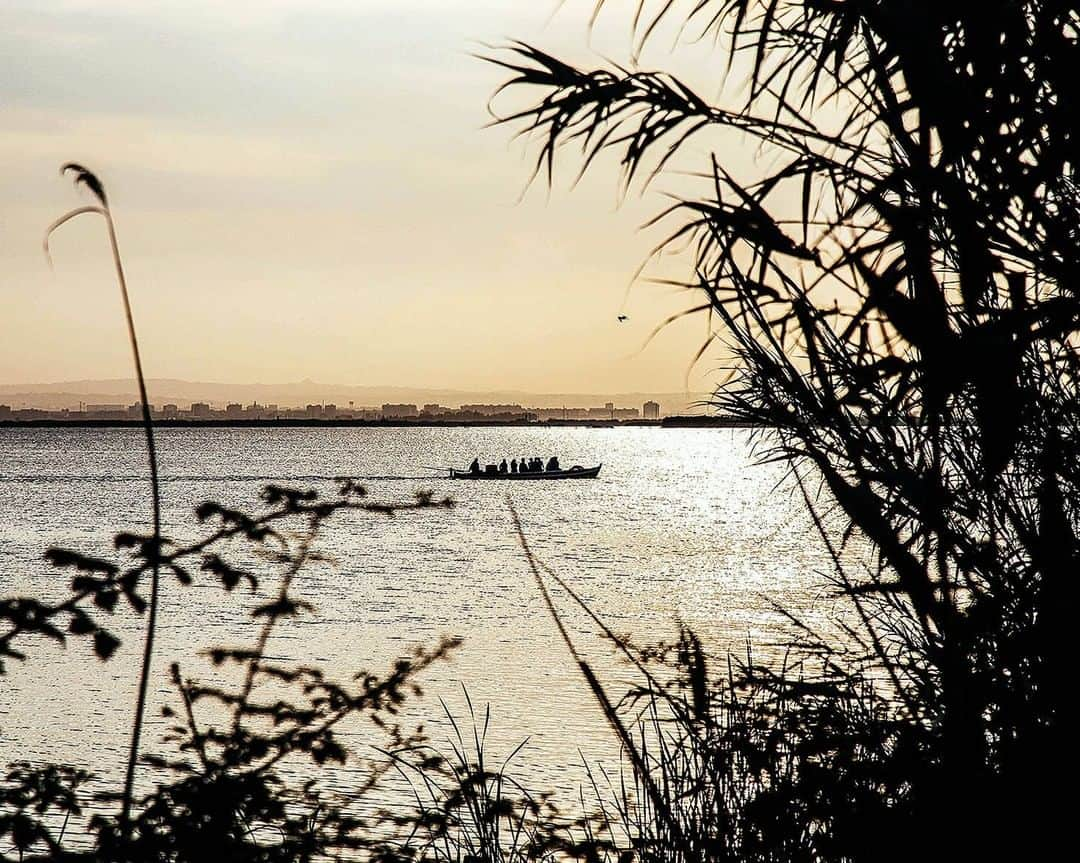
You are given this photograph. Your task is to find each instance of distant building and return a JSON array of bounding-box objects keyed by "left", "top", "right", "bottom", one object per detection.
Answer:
[
  {"left": 161, "top": 404, "right": 179, "bottom": 418},
  {"left": 87, "top": 404, "right": 125, "bottom": 413},
  {"left": 0, "top": 404, "right": 10, "bottom": 417},
  {"left": 459, "top": 403, "right": 525, "bottom": 416},
  {"left": 643, "top": 400, "right": 660, "bottom": 420},
  {"left": 226, "top": 403, "right": 243, "bottom": 417},
  {"left": 190, "top": 402, "right": 211, "bottom": 418},
  {"left": 534, "top": 406, "right": 590, "bottom": 421},
  {"left": 382, "top": 403, "right": 419, "bottom": 418}
]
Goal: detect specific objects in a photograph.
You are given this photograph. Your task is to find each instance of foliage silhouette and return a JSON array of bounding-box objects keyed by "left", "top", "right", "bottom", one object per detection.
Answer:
[
  {"left": 0, "top": 764, "right": 86, "bottom": 860},
  {"left": 489, "top": 0, "right": 1077, "bottom": 858},
  {"left": 378, "top": 689, "right": 609, "bottom": 863},
  {"left": 0, "top": 482, "right": 474, "bottom": 862}
]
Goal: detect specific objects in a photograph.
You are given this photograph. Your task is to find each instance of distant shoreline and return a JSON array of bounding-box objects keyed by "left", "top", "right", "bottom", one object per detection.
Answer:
[{"left": 0, "top": 416, "right": 746, "bottom": 430}]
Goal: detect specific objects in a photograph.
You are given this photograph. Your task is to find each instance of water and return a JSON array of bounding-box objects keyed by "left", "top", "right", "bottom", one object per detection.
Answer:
[{"left": 0, "top": 426, "right": 846, "bottom": 825}]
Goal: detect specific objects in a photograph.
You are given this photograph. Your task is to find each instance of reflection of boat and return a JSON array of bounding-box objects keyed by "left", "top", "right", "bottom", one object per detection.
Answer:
[{"left": 450, "top": 464, "right": 602, "bottom": 480}]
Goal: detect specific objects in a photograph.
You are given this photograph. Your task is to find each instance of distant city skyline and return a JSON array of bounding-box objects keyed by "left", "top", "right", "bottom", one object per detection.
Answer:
[
  {"left": 0, "top": 398, "right": 659, "bottom": 424},
  {"left": 0, "top": 375, "right": 710, "bottom": 416}
]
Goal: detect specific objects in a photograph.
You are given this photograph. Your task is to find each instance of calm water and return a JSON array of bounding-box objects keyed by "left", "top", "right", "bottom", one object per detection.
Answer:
[{"left": 0, "top": 426, "right": 847, "bottom": 819}]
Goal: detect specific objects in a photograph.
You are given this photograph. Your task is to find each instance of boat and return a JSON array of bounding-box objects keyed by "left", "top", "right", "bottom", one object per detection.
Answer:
[{"left": 450, "top": 464, "right": 601, "bottom": 480}]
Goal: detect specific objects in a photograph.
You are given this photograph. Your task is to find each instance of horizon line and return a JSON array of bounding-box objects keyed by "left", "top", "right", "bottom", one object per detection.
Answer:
[{"left": 0, "top": 376, "right": 708, "bottom": 397}]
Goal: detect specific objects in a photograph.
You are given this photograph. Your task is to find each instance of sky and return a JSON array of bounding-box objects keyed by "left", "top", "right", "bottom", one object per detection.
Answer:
[{"left": 0, "top": 0, "right": 741, "bottom": 393}]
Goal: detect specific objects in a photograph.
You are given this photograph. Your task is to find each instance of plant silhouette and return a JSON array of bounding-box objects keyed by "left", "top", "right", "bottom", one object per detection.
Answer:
[
  {"left": 3, "top": 1, "right": 1077, "bottom": 858},
  {"left": 489, "top": 1, "right": 1077, "bottom": 858},
  {"left": 43, "top": 165, "right": 163, "bottom": 835},
  {"left": 1, "top": 481, "right": 474, "bottom": 861}
]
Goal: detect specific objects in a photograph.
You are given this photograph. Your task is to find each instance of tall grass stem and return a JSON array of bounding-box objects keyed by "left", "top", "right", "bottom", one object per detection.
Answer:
[{"left": 43, "top": 167, "right": 162, "bottom": 838}]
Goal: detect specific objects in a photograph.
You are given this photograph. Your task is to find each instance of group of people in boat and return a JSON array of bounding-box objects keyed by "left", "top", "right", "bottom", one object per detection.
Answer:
[{"left": 468, "top": 456, "right": 561, "bottom": 475}]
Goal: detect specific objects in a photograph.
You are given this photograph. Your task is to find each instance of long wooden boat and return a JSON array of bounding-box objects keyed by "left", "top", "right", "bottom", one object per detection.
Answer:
[{"left": 450, "top": 464, "right": 601, "bottom": 480}]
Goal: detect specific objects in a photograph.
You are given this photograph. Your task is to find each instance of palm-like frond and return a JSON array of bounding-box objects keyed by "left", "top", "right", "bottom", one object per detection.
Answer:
[{"left": 492, "top": 0, "right": 1078, "bottom": 856}]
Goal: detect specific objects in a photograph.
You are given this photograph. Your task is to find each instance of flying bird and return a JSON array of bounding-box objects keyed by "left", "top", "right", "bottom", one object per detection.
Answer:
[{"left": 617, "top": 315, "right": 629, "bottom": 322}]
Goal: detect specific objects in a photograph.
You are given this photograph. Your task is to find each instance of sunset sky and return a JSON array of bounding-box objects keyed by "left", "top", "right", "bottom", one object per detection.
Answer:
[{"left": 0, "top": 1, "right": 741, "bottom": 393}]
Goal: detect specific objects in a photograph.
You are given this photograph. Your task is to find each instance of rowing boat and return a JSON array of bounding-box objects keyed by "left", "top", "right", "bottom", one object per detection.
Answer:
[{"left": 449, "top": 464, "right": 601, "bottom": 480}]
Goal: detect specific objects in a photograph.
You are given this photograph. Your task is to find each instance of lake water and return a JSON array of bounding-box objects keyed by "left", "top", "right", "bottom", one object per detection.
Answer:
[{"left": 0, "top": 426, "right": 849, "bottom": 829}]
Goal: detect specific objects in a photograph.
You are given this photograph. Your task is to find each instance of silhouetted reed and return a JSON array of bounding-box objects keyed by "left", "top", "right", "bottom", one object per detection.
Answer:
[
  {"left": 378, "top": 690, "right": 595, "bottom": 863},
  {"left": 509, "top": 506, "right": 889, "bottom": 863},
  {"left": 488, "top": 0, "right": 1076, "bottom": 858},
  {"left": 43, "top": 165, "right": 163, "bottom": 835}
]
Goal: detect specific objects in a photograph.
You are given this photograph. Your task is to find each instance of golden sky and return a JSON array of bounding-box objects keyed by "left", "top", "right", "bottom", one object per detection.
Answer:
[{"left": 1, "top": 1, "right": 740, "bottom": 393}]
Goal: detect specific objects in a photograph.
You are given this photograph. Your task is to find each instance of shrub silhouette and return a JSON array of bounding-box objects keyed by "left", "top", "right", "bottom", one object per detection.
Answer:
[
  {"left": 0, "top": 482, "right": 469, "bottom": 862},
  {"left": 488, "top": 1, "right": 1077, "bottom": 859}
]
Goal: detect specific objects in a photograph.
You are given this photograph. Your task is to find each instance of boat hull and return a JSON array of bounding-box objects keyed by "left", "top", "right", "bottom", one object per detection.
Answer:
[{"left": 450, "top": 464, "right": 601, "bottom": 480}]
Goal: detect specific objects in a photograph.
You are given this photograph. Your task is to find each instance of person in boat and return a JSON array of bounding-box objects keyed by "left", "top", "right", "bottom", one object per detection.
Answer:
[
  {"left": 520, "top": 456, "right": 530, "bottom": 473},
  {"left": 510, "top": 458, "right": 518, "bottom": 473},
  {"left": 499, "top": 459, "right": 508, "bottom": 474},
  {"left": 469, "top": 457, "right": 480, "bottom": 474},
  {"left": 546, "top": 456, "right": 560, "bottom": 472},
  {"left": 533, "top": 457, "right": 543, "bottom": 472}
]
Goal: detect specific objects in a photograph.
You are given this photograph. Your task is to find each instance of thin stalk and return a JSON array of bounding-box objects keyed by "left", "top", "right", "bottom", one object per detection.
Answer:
[
  {"left": 103, "top": 208, "right": 163, "bottom": 835},
  {"left": 508, "top": 499, "right": 701, "bottom": 863},
  {"left": 231, "top": 522, "right": 316, "bottom": 735},
  {"left": 43, "top": 166, "right": 162, "bottom": 839}
]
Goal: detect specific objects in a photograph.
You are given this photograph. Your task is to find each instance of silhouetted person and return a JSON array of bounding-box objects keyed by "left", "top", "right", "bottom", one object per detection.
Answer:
[
  {"left": 520, "top": 456, "right": 530, "bottom": 472},
  {"left": 469, "top": 457, "right": 479, "bottom": 474},
  {"left": 532, "top": 457, "right": 542, "bottom": 472},
  {"left": 499, "top": 459, "right": 507, "bottom": 473},
  {"left": 546, "top": 456, "right": 560, "bottom": 471},
  {"left": 510, "top": 458, "right": 518, "bottom": 473}
]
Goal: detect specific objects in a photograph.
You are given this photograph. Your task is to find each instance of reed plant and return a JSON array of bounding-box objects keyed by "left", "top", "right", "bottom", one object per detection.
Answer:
[
  {"left": 42, "top": 165, "right": 163, "bottom": 836},
  {"left": 487, "top": 0, "right": 1078, "bottom": 858},
  {"left": 377, "top": 690, "right": 589, "bottom": 863}
]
